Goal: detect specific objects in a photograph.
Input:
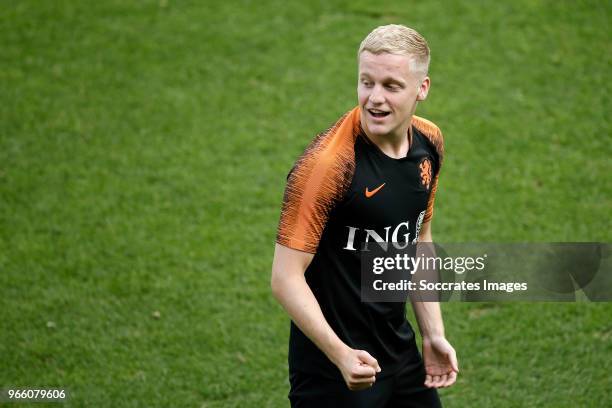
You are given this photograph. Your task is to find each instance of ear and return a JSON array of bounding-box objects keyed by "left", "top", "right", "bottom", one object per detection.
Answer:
[{"left": 416, "top": 76, "right": 430, "bottom": 101}]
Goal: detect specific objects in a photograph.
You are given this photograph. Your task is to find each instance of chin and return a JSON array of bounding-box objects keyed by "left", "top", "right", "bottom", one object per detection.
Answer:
[{"left": 365, "top": 122, "right": 392, "bottom": 137}]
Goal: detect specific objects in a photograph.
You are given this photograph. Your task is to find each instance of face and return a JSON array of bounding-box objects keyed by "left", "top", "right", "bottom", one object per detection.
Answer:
[{"left": 358, "top": 51, "right": 429, "bottom": 140}]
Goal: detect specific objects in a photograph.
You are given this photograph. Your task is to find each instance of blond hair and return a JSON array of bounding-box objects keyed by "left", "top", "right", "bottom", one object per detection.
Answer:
[{"left": 358, "top": 24, "right": 430, "bottom": 76}]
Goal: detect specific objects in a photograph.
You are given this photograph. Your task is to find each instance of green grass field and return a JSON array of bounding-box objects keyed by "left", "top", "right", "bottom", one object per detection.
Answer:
[{"left": 1, "top": 1, "right": 611, "bottom": 407}]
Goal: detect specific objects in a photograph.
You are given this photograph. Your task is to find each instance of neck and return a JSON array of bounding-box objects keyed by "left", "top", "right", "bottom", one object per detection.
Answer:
[{"left": 362, "top": 117, "right": 413, "bottom": 159}]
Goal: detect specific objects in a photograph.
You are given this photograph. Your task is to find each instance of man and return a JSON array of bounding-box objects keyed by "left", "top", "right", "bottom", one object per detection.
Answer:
[{"left": 271, "top": 24, "right": 458, "bottom": 407}]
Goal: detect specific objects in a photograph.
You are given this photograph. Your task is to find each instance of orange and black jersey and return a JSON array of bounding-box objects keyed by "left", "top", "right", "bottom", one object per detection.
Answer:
[{"left": 276, "top": 106, "right": 444, "bottom": 380}]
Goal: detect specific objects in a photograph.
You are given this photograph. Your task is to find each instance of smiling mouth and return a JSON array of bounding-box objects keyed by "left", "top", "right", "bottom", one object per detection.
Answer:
[{"left": 367, "top": 109, "right": 390, "bottom": 118}]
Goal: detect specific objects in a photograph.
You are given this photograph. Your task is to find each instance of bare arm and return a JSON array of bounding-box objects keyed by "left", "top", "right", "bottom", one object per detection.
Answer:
[
  {"left": 271, "top": 243, "right": 381, "bottom": 390},
  {"left": 410, "top": 221, "right": 459, "bottom": 388}
]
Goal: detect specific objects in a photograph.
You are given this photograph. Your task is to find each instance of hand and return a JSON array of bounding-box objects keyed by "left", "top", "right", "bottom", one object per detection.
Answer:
[
  {"left": 422, "top": 336, "right": 459, "bottom": 388},
  {"left": 334, "top": 347, "right": 382, "bottom": 391}
]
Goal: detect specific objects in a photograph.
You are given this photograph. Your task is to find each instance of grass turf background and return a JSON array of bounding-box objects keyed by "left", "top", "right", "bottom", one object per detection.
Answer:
[{"left": 1, "top": 0, "right": 610, "bottom": 407}]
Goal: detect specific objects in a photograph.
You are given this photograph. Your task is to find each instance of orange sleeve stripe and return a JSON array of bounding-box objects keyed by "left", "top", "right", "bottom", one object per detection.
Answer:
[
  {"left": 277, "top": 108, "right": 361, "bottom": 253},
  {"left": 423, "top": 175, "right": 439, "bottom": 223}
]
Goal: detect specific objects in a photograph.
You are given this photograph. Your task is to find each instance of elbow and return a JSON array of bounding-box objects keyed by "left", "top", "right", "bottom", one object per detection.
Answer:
[
  {"left": 270, "top": 265, "right": 300, "bottom": 302},
  {"left": 270, "top": 244, "right": 311, "bottom": 301},
  {"left": 270, "top": 268, "right": 284, "bottom": 301}
]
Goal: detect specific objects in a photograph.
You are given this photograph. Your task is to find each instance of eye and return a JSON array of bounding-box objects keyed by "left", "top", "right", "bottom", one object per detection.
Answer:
[
  {"left": 385, "top": 84, "right": 401, "bottom": 91},
  {"left": 361, "top": 80, "right": 373, "bottom": 87}
]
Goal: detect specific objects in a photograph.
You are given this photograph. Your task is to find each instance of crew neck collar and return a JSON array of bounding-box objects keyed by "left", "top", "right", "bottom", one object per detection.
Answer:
[{"left": 358, "top": 122, "right": 415, "bottom": 161}]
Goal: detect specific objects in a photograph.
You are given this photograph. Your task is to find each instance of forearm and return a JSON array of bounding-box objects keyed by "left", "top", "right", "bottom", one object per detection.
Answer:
[
  {"left": 412, "top": 220, "right": 445, "bottom": 340},
  {"left": 272, "top": 273, "right": 349, "bottom": 365},
  {"left": 410, "top": 300, "right": 445, "bottom": 340}
]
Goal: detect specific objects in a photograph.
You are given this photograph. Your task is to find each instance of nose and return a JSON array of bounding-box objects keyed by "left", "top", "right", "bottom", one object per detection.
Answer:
[{"left": 369, "top": 85, "right": 385, "bottom": 104}]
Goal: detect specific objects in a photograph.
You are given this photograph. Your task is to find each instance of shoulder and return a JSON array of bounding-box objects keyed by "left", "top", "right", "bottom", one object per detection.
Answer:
[
  {"left": 299, "top": 107, "right": 361, "bottom": 165},
  {"left": 412, "top": 115, "right": 444, "bottom": 163},
  {"left": 288, "top": 107, "right": 360, "bottom": 185}
]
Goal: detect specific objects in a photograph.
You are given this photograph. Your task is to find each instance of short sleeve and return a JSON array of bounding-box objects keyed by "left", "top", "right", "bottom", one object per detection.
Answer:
[
  {"left": 412, "top": 116, "right": 444, "bottom": 224},
  {"left": 423, "top": 172, "right": 440, "bottom": 223},
  {"left": 276, "top": 109, "right": 359, "bottom": 253}
]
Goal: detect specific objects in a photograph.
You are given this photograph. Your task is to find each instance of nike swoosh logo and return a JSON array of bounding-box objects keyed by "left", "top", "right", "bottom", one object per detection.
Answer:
[{"left": 365, "top": 183, "right": 386, "bottom": 198}]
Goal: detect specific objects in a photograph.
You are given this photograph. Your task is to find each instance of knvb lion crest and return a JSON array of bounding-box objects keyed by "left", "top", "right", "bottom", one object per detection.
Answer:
[{"left": 419, "top": 158, "right": 432, "bottom": 190}]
